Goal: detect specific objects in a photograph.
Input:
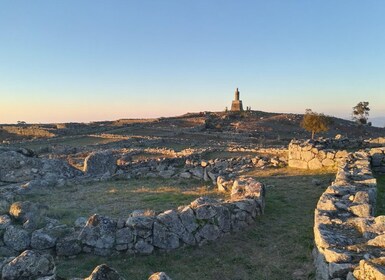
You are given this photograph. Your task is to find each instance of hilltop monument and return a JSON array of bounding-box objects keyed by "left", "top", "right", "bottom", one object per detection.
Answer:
[{"left": 231, "top": 88, "right": 244, "bottom": 112}]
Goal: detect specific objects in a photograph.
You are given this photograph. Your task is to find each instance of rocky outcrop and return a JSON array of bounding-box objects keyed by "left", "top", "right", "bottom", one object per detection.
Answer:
[{"left": 313, "top": 150, "right": 385, "bottom": 279}]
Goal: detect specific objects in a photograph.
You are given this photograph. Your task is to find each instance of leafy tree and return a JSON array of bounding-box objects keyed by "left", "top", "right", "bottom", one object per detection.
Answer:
[
  {"left": 301, "top": 109, "right": 331, "bottom": 139},
  {"left": 352, "top": 101, "right": 370, "bottom": 125}
]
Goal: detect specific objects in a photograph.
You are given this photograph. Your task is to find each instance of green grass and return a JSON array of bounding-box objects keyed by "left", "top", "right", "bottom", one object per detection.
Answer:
[
  {"left": 375, "top": 175, "right": 385, "bottom": 216},
  {"left": 54, "top": 168, "right": 334, "bottom": 280},
  {"left": 23, "top": 177, "right": 223, "bottom": 225}
]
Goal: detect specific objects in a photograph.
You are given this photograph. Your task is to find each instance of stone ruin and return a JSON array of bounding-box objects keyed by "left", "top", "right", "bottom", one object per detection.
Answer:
[
  {"left": 288, "top": 138, "right": 364, "bottom": 170},
  {"left": 0, "top": 163, "right": 265, "bottom": 279},
  {"left": 313, "top": 148, "right": 385, "bottom": 279}
]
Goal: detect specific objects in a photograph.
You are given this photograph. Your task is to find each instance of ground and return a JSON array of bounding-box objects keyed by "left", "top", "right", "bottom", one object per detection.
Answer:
[
  {"left": 54, "top": 168, "right": 334, "bottom": 280},
  {"left": 1, "top": 111, "right": 384, "bottom": 279}
]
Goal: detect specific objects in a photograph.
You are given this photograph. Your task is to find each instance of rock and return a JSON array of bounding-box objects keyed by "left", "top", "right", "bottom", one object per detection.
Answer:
[
  {"left": 190, "top": 167, "right": 204, "bottom": 179},
  {"left": 79, "top": 214, "right": 117, "bottom": 249},
  {"left": 349, "top": 204, "right": 371, "bottom": 218},
  {"left": 1, "top": 250, "right": 56, "bottom": 280},
  {"left": 217, "top": 176, "right": 231, "bottom": 192},
  {"left": 0, "top": 150, "right": 42, "bottom": 183},
  {"left": 126, "top": 215, "right": 154, "bottom": 238},
  {"left": 353, "top": 258, "right": 385, "bottom": 280},
  {"left": 9, "top": 201, "right": 47, "bottom": 229},
  {"left": 41, "top": 158, "right": 82, "bottom": 179},
  {"left": 196, "top": 224, "right": 221, "bottom": 241},
  {"left": 85, "top": 264, "right": 125, "bottom": 280},
  {"left": 134, "top": 239, "right": 154, "bottom": 254},
  {"left": 56, "top": 233, "right": 82, "bottom": 256},
  {"left": 322, "top": 158, "right": 335, "bottom": 167},
  {"left": 4, "top": 225, "right": 31, "bottom": 251},
  {"left": 308, "top": 158, "right": 323, "bottom": 170},
  {"left": 178, "top": 206, "right": 199, "bottom": 233},
  {"left": 288, "top": 159, "right": 308, "bottom": 169},
  {"left": 0, "top": 196, "right": 12, "bottom": 215},
  {"left": 75, "top": 217, "right": 88, "bottom": 228},
  {"left": 148, "top": 272, "right": 172, "bottom": 280},
  {"left": 153, "top": 222, "right": 180, "bottom": 250},
  {"left": 0, "top": 214, "right": 11, "bottom": 230},
  {"left": 159, "top": 170, "right": 175, "bottom": 178},
  {"left": 31, "top": 225, "right": 70, "bottom": 250},
  {"left": 115, "top": 227, "right": 134, "bottom": 246},
  {"left": 84, "top": 150, "right": 117, "bottom": 176},
  {"left": 179, "top": 172, "right": 191, "bottom": 179}
]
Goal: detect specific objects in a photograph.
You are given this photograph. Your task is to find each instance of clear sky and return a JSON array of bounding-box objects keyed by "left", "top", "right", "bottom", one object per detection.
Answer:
[{"left": 0, "top": 1, "right": 384, "bottom": 124}]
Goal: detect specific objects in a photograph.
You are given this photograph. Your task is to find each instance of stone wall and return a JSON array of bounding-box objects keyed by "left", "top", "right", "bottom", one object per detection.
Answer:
[
  {"left": 0, "top": 177, "right": 265, "bottom": 259},
  {"left": 288, "top": 139, "right": 349, "bottom": 170},
  {"left": 369, "top": 147, "right": 385, "bottom": 174},
  {"left": 313, "top": 150, "right": 385, "bottom": 279}
]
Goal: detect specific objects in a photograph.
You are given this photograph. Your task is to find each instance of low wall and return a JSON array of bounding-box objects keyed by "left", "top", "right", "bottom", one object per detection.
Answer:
[
  {"left": 313, "top": 150, "right": 385, "bottom": 279},
  {"left": 288, "top": 139, "right": 349, "bottom": 169},
  {"left": 369, "top": 147, "right": 385, "bottom": 174},
  {"left": 0, "top": 178, "right": 265, "bottom": 258}
]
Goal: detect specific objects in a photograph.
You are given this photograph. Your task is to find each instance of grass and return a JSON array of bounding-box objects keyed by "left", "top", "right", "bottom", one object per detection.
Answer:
[
  {"left": 13, "top": 136, "right": 120, "bottom": 151},
  {"left": 53, "top": 167, "right": 334, "bottom": 280},
  {"left": 375, "top": 174, "right": 385, "bottom": 215},
  {"left": 23, "top": 177, "right": 223, "bottom": 225}
]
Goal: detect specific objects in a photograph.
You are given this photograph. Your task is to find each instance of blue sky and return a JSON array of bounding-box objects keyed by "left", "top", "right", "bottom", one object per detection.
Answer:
[{"left": 0, "top": 1, "right": 384, "bottom": 124}]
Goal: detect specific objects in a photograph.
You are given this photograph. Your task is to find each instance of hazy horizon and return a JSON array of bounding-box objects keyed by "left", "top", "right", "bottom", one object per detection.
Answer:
[{"left": 1, "top": 1, "right": 384, "bottom": 124}]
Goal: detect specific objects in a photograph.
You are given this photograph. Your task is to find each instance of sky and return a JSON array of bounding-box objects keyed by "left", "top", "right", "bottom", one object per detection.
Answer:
[{"left": 0, "top": 1, "right": 384, "bottom": 125}]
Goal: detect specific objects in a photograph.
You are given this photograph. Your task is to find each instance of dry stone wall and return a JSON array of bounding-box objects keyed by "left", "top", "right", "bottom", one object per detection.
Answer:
[
  {"left": 313, "top": 150, "right": 385, "bottom": 279},
  {"left": 0, "top": 178, "right": 265, "bottom": 259},
  {"left": 289, "top": 139, "right": 353, "bottom": 170}
]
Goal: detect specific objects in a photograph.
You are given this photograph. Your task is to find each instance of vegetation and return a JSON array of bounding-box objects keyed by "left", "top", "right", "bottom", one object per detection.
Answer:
[
  {"left": 23, "top": 177, "right": 222, "bottom": 225},
  {"left": 54, "top": 168, "right": 334, "bottom": 279},
  {"left": 301, "top": 109, "right": 331, "bottom": 139},
  {"left": 352, "top": 101, "right": 370, "bottom": 125}
]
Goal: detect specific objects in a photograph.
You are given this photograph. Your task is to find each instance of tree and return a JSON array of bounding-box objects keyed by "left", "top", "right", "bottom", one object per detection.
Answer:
[
  {"left": 301, "top": 109, "right": 331, "bottom": 139},
  {"left": 352, "top": 101, "right": 370, "bottom": 125}
]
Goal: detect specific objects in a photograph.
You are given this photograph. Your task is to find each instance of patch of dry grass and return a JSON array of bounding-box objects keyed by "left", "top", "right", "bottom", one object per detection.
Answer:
[
  {"left": 54, "top": 167, "right": 334, "bottom": 280},
  {"left": 24, "top": 177, "right": 224, "bottom": 225}
]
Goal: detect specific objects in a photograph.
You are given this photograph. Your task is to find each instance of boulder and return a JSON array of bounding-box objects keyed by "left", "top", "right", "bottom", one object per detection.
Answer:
[
  {"left": 31, "top": 225, "right": 70, "bottom": 250},
  {"left": 134, "top": 239, "right": 154, "bottom": 254},
  {"left": 3, "top": 226, "right": 30, "bottom": 251},
  {"left": 9, "top": 201, "right": 47, "bottom": 230},
  {"left": 0, "top": 214, "right": 11, "bottom": 230},
  {"left": 79, "top": 215, "right": 117, "bottom": 249},
  {"left": 84, "top": 151, "right": 117, "bottom": 176},
  {"left": 148, "top": 272, "right": 172, "bottom": 280},
  {"left": 1, "top": 250, "right": 56, "bottom": 280},
  {"left": 56, "top": 233, "right": 82, "bottom": 256},
  {"left": 0, "top": 150, "right": 42, "bottom": 183},
  {"left": 84, "top": 264, "right": 125, "bottom": 280}
]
